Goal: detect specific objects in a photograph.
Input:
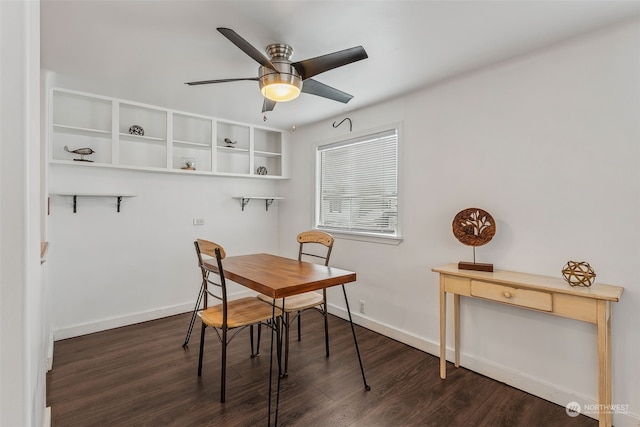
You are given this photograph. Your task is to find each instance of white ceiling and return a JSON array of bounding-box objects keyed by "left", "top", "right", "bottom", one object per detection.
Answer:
[{"left": 41, "top": 0, "right": 640, "bottom": 130}]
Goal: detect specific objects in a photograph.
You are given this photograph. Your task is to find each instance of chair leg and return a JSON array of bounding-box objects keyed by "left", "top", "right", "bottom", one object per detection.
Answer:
[
  {"left": 221, "top": 328, "right": 227, "bottom": 403},
  {"left": 276, "top": 316, "right": 283, "bottom": 375},
  {"left": 250, "top": 325, "right": 255, "bottom": 357},
  {"left": 284, "top": 312, "right": 290, "bottom": 376},
  {"left": 256, "top": 323, "right": 262, "bottom": 356},
  {"left": 298, "top": 311, "right": 302, "bottom": 341},
  {"left": 323, "top": 303, "right": 330, "bottom": 357},
  {"left": 249, "top": 324, "right": 262, "bottom": 358},
  {"left": 197, "top": 323, "right": 206, "bottom": 376},
  {"left": 183, "top": 283, "right": 204, "bottom": 347}
]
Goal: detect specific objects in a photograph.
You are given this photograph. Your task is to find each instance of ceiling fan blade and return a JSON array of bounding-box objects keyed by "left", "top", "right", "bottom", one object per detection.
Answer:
[
  {"left": 301, "top": 79, "right": 354, "bottom": 104},
  {"left": 292, "top": 46, "right": 368, "bottom": 80},
  {"left": 185, "top": 77, "right": 259, "bottom": 86},
  {"left": 217, "top": 27, "right": 278, "bottom": 72},
  {"left": 262, "top": 98, "right": 277, "bottom": 113}
]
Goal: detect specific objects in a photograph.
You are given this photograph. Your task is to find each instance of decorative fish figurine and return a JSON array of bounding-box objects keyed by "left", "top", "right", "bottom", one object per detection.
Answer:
[{"left": 64, "top": 145, "right": 95, "bottom": 162}]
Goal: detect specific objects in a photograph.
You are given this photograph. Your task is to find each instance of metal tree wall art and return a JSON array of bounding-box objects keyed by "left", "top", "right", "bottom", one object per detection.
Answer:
[{"left": 452, "top": 207, "right": 496, "bottom": 272}]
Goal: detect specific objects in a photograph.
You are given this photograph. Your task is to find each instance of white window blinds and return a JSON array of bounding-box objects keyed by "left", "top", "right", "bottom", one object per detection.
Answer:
[{"left": 316, "top": 128, "right": 398, "bottom": 236}]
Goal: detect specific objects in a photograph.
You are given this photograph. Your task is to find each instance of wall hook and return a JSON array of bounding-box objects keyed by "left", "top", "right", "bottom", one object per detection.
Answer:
[{"left": 333, "top": 117, "right": 352, "bottom": 132}]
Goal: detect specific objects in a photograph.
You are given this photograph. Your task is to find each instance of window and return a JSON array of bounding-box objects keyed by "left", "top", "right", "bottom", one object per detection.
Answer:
[{"left": 315, "top": 127, "right": 399, "bottom": 240}]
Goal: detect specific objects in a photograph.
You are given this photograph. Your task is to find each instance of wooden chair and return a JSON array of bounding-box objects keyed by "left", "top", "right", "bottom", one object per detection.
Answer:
[
  {"left": 194, "top": 239, "right": 279, "bottom": 403},
  {"left": 258, "top": 230, "right": 334, "bottom": 376}
]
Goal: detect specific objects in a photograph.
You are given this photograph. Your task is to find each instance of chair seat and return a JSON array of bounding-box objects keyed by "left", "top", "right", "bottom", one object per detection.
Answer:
[
  {"left": 258, "top": 291, "right": 324, "bottom": 313},
  {"left": 201, "top": 297, "right": 278, "bottom": 329}
]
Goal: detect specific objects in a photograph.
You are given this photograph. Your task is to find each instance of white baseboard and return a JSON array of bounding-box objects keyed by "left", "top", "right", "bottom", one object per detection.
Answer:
[
  {"left": 52, "top": 290, "right": 255, "bottom": 341},
  {"left": 43, "top": 406, "right": 51, "bottom": 427},
  {"left": 47, "top": 331, "right": 54, "bottom": 371},
  {"left": 53, "top": 302, "right": 194, "bottom": 341},
  {"left": 328, "top": 304, "right": 640, "bottom": 427}
]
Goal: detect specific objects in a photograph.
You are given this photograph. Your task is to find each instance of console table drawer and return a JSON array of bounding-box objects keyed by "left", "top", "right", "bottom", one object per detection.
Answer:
[
  {"left": 470, "top": 280, "right": 553, "bottom": 311},
  {"left": 444, "top": 276, "right": 471, "bottom": 295}
]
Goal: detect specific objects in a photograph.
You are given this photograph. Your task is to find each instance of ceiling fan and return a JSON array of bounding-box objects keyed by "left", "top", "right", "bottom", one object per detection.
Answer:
[{"left": 186, "top": 28, "right": 368, "bottom": 113}]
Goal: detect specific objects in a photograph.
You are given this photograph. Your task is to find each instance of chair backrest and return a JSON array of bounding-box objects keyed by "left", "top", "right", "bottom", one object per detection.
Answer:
[
  {"left": 195, "top": 239, "right": 227, "bottom": 260},
  {"left": 297, "top": 230, "right": 334, "bottom": 266},
  {"left": 194, "top": 239, "right": 228, "bottom": 321}
]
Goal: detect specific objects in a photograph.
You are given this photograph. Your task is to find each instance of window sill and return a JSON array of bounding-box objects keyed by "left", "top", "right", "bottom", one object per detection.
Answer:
[{"left": 316, "top": 228, "right": 403, "bottom": 245}]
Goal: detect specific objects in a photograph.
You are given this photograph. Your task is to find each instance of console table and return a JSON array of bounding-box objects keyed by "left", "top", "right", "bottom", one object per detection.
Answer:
[{"left": 432, "top": 264, "right": 623, "bottom": 427}]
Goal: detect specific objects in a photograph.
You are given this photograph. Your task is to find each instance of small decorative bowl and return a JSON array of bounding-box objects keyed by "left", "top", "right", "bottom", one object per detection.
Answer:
[
  {"left": 129, "top": 124, "right": 145, "bottom": 136},
  {"left": 256, "top": 166, "right": 268, "bottom": 175}
]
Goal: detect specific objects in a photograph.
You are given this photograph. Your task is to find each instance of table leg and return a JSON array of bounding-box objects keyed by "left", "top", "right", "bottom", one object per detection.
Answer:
[
  {"left": 274, "top": 298, "right": 284, "bottom": 426},
  {"left": 596, "top": 300, "right": 612, "bottom": 427},
  {"left": 606, "top": 304, "right": 612, "bottom": 414},
  {"left": 341, "top": 284, "right": 371, "bottom": 391},
  {"left": 439, "top": 276, "right": 447, "bottom": 379},
  {"left": 267, "top": 298, "right": 284, "bottom": 426},
  {"left": 267, "top": 301, "right": 276, "bottom": 427},
  {"left": 454, "top": 294, "right": 460, "bottom": 368}
]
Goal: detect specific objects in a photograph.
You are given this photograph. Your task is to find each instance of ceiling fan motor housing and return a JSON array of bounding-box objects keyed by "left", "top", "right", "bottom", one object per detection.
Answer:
[{"left": 259, "top": 44, "right": 303, "bottom": 102}]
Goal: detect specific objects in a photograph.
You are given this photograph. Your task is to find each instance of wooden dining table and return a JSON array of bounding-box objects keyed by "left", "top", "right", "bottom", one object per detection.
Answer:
[{"left": 203, "top": 253, "right": 370, "bottom": 426}]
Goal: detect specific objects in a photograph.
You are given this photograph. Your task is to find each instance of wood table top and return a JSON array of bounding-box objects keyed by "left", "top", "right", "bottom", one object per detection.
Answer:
[{"left": 204, "top": 253, "right": 357, "bottom": 299}]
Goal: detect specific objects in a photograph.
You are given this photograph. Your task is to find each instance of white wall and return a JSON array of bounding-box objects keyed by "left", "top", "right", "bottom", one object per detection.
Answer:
[
  {"left": 0, "top": 0, "right": 47, "bottom": 426},
  {"left": 45, "top": 72, "right": 286, "bottom": 338},
  {"left": 279, "top": 19, "right": 640, "bottom": 425},
  {"left": 48, "top": 162, "right": 282, "bottom": 339}
]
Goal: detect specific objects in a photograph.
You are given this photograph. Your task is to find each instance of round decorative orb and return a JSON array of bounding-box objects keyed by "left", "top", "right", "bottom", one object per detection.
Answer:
[
  {"left": 256, "top": 166, "right": 268, "bottom": 175},
  {"left": 452, "top": 208, "right": 496, "bottom": 247},
  {"left": 562, "top": 261, "right": 596, "bottom": 287},
  {"left": 128, "top": 124, "right": 145, "bottom": 136}
]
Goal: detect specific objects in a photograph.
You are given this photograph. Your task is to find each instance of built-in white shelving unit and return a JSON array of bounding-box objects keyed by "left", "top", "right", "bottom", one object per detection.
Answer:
[{"left": 49, "top": 88, "right": 288, "bottom": 179}]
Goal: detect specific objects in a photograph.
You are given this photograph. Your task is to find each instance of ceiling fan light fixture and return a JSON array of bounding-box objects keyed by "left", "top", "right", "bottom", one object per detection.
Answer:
[
  {"left": 261, "top": 82, "right": 301, "bottom": 102},
  {"left": 259, "top": 46, "right": 302, "bottom": 102},
  {"left": 259, "top": 73, "right": 302, "bottom": 102}
]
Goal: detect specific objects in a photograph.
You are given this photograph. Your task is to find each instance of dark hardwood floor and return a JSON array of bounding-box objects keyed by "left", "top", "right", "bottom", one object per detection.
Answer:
[{"left": 47, "top": 311, "right": 597, "bottom": 427}]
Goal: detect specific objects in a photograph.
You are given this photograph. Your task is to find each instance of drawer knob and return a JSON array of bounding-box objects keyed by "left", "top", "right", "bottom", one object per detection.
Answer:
[{"left": 503, "top": 291, "right": 513, "bottom": 299}]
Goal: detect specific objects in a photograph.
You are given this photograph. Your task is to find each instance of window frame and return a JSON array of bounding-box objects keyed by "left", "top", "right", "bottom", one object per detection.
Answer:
[{"left": 313, "top": 122, "right": 403, "bottom": 245}]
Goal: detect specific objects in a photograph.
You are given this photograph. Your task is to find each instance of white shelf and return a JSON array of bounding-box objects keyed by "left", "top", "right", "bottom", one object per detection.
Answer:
[
  {"left": 52, "top": 192, "right": 136, "bottom": 196},
  {"left": 50, "top": 88, "right": 287, "bottom": 178},
  {"left": 217, "top": 146, "right": 249, "bottom": 153},
  {"left": 233, "top": 196, "right": 283, "bottom": 211},
  {"left": 50, "top": 192, "right": 137, "bottom": 213},
  {"left": 254, "top": 150, "right": 282, "bottom": 158},
  {"left": 119, "top": 133, "right": 166, "bottom": 142},
  {"left": 53, "top": 124, "right": 111, "bottom": 136},
  {"left": 49, "top": 160, "right": 284, "bottom": 179},
  {"left": 173, "top": 139, "right": 211, "bottom": 148}
]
